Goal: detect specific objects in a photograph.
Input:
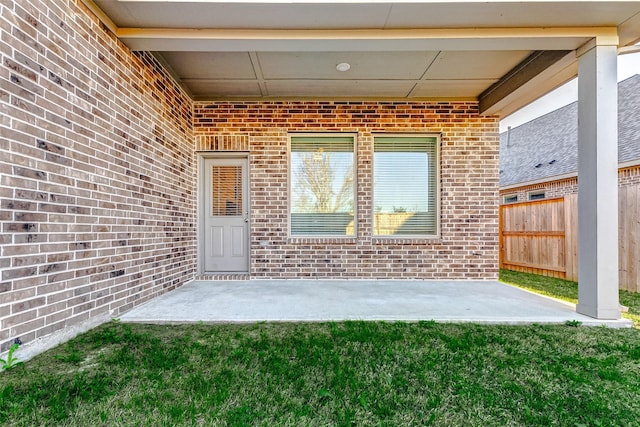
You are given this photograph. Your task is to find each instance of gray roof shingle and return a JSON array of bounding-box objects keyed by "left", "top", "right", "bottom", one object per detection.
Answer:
[{"left": 500, "top": 74, "right": 640, "bottom": 187}]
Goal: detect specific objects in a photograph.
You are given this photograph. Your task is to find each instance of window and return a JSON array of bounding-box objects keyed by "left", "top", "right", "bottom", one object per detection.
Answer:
[
  {"left": 503, "top": 194, "right": 518, "bottom": 204},
  {"left": 212, "top": 165, "right": 243, "bottom": 216},
  {"left": 289, "top": 135, "right": 355, "bottom": 236},
  {"left": 373, "top": 135, "right": 438, "bottom": 236},
  {"left": 528, "top": 190, "right": 545, "bottom": 201}
]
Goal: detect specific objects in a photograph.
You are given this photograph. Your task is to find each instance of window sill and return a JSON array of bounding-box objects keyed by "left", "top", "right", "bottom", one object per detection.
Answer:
[
  {"left": 288, "top": 237, "right": 358, "bottom": 245},
  {"left": 373, "top": 237, "right": 442, "bottom": 245}
]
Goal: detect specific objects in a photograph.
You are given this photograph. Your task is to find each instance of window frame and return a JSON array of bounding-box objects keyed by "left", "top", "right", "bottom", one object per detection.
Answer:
[
  {"left": 372, "top": 133, "right": 440, "bottom": 239},
  {"left": 503, "top": 194, "right": 518, "bottom": 204},
  {"left": 288, "top": 133, "right": 358, "bottom": 238},
  {"left": 528, "top": 190, "right": 545, "bottom": 201}
]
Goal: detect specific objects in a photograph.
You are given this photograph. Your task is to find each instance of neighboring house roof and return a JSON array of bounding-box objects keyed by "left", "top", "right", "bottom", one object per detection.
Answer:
[{"left": 500, "top": 74, "right": 640, "bottom": 188}]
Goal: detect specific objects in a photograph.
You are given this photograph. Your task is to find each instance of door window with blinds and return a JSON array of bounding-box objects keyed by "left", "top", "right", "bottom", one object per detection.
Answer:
[
  {"left": 212, "top": 165, "right": 243, "bottom": 216},
  {"left": 373, "top": 135, "right": 439, "bottom": 237},
  {"left": 289, "top": 135, "right": 355, "bottom": 236}
]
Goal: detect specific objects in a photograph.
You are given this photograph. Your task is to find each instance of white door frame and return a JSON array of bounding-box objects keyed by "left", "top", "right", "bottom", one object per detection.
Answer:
[{"left": 198, "top": 152, "right": 250, "bottom": 274}]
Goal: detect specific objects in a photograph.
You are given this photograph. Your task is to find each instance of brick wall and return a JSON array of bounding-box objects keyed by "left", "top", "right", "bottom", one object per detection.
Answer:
[
  {"left": 500, "top": 177, "right": 578, "bottom": 203},
  {"left": 0, "top": 0, "right": 196, "bottom": 351},
  {"left": 500, "top": 164, "right": 640, "bottom": 203},
  {"left": 618, "top": 165, "right": 640, "bottom": 186},
  {"left": 194, "top": 102, "right": 500, "bottom": 280},
  {"left": 0, "top": 0, "right": 503, "bottom": 354}
]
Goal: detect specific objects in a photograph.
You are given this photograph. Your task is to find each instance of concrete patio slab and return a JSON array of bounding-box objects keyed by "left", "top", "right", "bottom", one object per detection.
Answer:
[{"left": 120, "top": 280, "right": 632, "bottom": 327}]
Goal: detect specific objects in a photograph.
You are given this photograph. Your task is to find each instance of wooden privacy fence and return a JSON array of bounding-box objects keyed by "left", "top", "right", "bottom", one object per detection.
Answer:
[
  {"left": 500, "top": 197, "right": 577, "bottom": 280},
  {"left": 619, "top": 185, "right": 640, "bottom": 292},
  {"left": 500, "top": 191, "right": 640, "bottom": 292}
]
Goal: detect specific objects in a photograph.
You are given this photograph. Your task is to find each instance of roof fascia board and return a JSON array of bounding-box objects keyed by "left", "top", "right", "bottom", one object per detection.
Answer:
[{"left": 619, "top": 159, "right": 640, "bottom": 170}]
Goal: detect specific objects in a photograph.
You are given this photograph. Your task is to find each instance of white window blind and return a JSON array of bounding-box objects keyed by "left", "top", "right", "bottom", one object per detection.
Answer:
[
  {"left": 290, "top": 136, "right": 355, "bottom": 236},
  {"left": 373, "top": 136, "right": 438, "bottom": 236}
]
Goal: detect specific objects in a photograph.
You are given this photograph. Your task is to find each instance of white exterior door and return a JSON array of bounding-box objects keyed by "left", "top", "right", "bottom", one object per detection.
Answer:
[{"left": 203, "top": 157, "right": 249, "bottom": 272}]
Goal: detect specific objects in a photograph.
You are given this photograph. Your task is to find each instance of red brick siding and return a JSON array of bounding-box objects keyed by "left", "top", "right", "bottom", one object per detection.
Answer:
[
  {"left": 0, "top": 0, "right": 196, "bottom": 351},
  {"left": 194, "top": 102, "right": 500, "bottom": 280},
  {"left": 618, "top": 165, "right": 640, "bottom": 186},
  {"left": 500, "top": 177, "right": 578, "bottom": 203}
]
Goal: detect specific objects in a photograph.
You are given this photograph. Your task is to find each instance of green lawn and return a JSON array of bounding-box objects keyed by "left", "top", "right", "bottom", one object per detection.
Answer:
[
  {"left": 499, "top": 269, "right": 640, "bottom": 327},
  {"left": 1, "top": 319, "right": 639, "bottom": 426}
]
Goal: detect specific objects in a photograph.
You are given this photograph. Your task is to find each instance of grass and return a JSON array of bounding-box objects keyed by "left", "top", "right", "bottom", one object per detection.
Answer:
[
  {"left": 499, "top": 269, "right": 640, "bottom": 327},
  {"left": 1, "top": 271, "right": 638, "bottom": 425},
  {"left": 1, "top": 319, "right": 639, "bottom": 426}
]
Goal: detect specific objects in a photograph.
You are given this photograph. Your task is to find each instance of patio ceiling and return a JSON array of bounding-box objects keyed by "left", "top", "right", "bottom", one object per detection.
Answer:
[{"left": 86, "top": 1, "right": 640, "bottom": 116}]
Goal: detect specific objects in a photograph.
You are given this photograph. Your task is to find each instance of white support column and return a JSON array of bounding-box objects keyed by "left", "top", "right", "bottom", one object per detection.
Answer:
[{"left": 576, "top": 39, "right": 620, "bottom": 319}]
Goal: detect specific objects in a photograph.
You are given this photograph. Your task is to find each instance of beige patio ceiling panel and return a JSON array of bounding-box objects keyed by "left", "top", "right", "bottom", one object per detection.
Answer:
[
  {"left": 184, "top": 80, "right": 263, "bottom": 98},
  {"left": 411, "top": 80, "right": 498, "bottom": 98},
  {"left": 159, "top": 52, "right": 257, "bottom": 79},
  {"left": 257, "top": 52, "right": 439, "bottom": 80},
  {"left": 423, "top": 51, "right": 532, "bottom": 80},
  {"left": 384, "top": 2, "right": 640, "bottom": 28},
  {"left": 265, "top": 80, "right": 416, "bottom": 98},
  {"left": 93, "top": 1, "right": 640, "bottom": 31},
  {"left": 91, "top": 2, "right": 392, "bottom": 29},
  {"left": 86, "top": 0, "right": 640, "bottom": 113}
]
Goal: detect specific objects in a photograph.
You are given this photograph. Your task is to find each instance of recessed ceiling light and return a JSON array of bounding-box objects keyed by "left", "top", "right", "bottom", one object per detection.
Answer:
[{"left": 336, "top": 62, "right": 351, "bottom": 72}]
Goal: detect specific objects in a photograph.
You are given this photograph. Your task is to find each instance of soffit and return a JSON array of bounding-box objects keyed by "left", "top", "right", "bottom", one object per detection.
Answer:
[
  {"left": 88, "top": 1, "right": 640, "bottom": 116},
  {"left": 91, "top": 1, "right": 640, "bottom": 33}
]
